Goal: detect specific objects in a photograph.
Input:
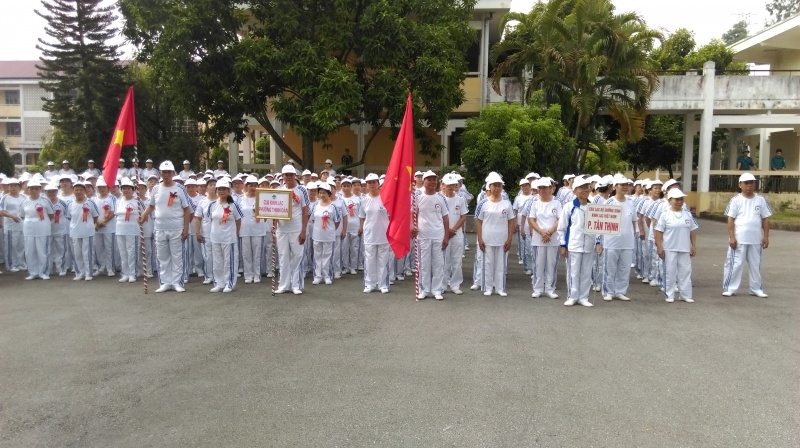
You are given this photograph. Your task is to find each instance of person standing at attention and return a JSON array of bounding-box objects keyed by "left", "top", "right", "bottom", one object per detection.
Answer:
[
  {"left": 475, "top": 172, "right": 515, "bottom": 297},
  {"left": 412, "top": 171, "right": 450, "bottom": 300},
  {"left": 722, "top": 172, "right": 771, "bottom": 298},
  {"left": 557, "top": 176, "right": 599, "bottom": 307},
  {"left": 274, "top": 164, "right": 310, "bottom": 295}
]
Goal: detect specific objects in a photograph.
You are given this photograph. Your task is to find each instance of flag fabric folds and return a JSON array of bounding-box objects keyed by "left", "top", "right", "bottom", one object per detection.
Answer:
[
  {"left": 380, "top": 93, "right": 415, "bottom": 258},
  {"left": 103, "top": 87, "right": 137, "bottom": 186}
]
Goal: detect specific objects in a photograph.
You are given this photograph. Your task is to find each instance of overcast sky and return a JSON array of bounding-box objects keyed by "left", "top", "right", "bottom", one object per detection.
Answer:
[{"left": 0, "top": 0, "right": 772, "bottom": 61}]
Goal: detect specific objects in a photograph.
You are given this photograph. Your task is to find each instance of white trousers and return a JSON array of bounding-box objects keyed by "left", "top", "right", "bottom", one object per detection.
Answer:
[
  {"left": 200, "top": 239, "right": 213, "bottom": 281},
  {"left": 303, "top": 228, "right": 314, "bottom": 275},
  {"left": 49, "top": 234, "right": 70, "bottom": 275},
  {"left": 403, "top": 236, "right": 416, "bottom": 273},
  {"left": 647, "top": 239, "right": 662, "bottom": 286},
  {"left": 521, "top": 234, "right": 532, "bottom": 272},
  {"left": 357, "top": 235, "right": 365, "bottom": 270},
  {"left": 591, "top": 250, "right": 604, "bottom": 289},
  {"left": 602, "top": 248, "right": 633, "bottom": 297},
  {"left": 240, "top": 235, "right": 265, "bottom": 282},
  {"left": 443, "top": 234, "right": 464, "bottom": 290},
  {"left": 364, "top": 243, "right": 391, "bottom": 290},
  {"left": 313, "top": 241, "right": 333, "bottom": 281},
  {"left": 262, "top": 232, "right": 275, "bottom": 276},
  {"left": 116, "top": 234, "right": 140, "bottom": 278},
  {"left": 94, "top": 232, "right": 117, "bottom": 273},
  {"left": 664, "top": 250, "right": 692, "bottom": 300},
  {"left": 137, "top": 236, "right": 155, "bottom": 277},
  {"left": 5, "top": 230, "right": 25, "bottom": 270},
  {"left": 341, "top": 232, "right": 360, "bottom": 272},
  {"left": 634, "top": 235, "right": 644, "bottom": 277},
  {"left": 472, "top": 246, "right": 484, "bottom": 287},
  {"left": 722, "top": 244, "right": 763, "bottom": 294},
  {"left": 154, "top": 229, "right": 186, "bottom": 287},
  {"left": 481, "top": 245, "right": 507, "bottom": 293},
  {"left": 276, "top": 231, "right": 305, "bottom": 291},
  {"left": 71, "top": 236, "right": 94, "bottom": 278},
  {"left": 24, "top": 235, "right": 49, "bottom": 277},
  {"left": 332, "top": 235, "right": 343, "bottom": 276},
  {"left": 417, "top": 238, "right": 445, "bottom": 295},
  {"left": 189, "top": 237, "right": 204, "bottom": 275},
  {"left": 532, "top": 245, "right": 559, "bottom": 295},
  {"left": 566, "top": 251, "right": 594, "bottom": 302},
  {"left": 212, "top": 242, "right": 238, "bottom": 289}
]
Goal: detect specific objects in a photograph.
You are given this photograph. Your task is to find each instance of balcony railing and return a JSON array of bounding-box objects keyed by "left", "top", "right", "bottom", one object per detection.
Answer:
[{"left": 0, "top": 103, "right": 21, "bottom": 118}]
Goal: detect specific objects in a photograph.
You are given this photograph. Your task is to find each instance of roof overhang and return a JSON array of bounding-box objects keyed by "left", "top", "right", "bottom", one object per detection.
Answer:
[{"left": 731, "top": 14, "right": 800, "bottom": 64}]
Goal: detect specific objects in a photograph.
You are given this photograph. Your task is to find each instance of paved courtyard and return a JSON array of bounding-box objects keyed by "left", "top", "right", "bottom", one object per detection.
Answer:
[{"left": 1, "top": 219, "right": 798, "bottom": 447}]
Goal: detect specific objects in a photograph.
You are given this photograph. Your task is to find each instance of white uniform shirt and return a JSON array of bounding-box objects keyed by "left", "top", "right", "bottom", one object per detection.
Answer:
[
  {"left": 359, "top": 195, "right": 389, "bottom": 245},
  {"left": 138, "top": 196, "right": 154, "bottom": 238},
  {"left": 115, "top": 197, "right": 145, "bottom": 236},
  {"left": 49, "top": 198, "right": 69, "bottom": 236},
  {"left": 179, "top": 169, "right": 195, "bottom": 180},
  {"left": 331, "top": 197, "right": 347, "bottom": 233},
  {"left": 186, "top": 194, "right": 204, "bottom": 235},
  {"left": 93, "top": 194, "right": 117, "bottom": 234},
  {"left": 237, "top": 195, "right": 268, "bottom": 237},
  {"left": 0, "top": 194, "right": 25, "bottom": 231},
  {"left": 637, "top": 196, "right": 654, "bottom": 238},
  {"left": 530, "top": 199, "right": 562, "bottom": 247},
  {"left": 310, "top": 202, "right": 341, "bottom": 243},
  {"left": 276, "top": 185, "right": 310, "bottom": 234},
  {"left": 601, "top": 196, "right": 638, "bottom": 250},
  {"left": 206, "top": 201, "right": 243, "bottom": 244},
  {"left": 213, "top": 169, "right": 229, "bottom": 178},
  {"left": 724, "top": 194, "right": 772, "bottom": 245},
  {"left": 513, "top": 193, "right": 532, "bottom": 226},
  {"left": 194, "top": 196, "right": 214, "bottom": 240},
  {"left": 20, "top": 197, "right": 54, "bottom": 237},
  {"left": 416, "top": 192, "right": 448, "bottom": 240},
  {"left": 444, "top": 194, "right": 467, "bottom": 238},
  {"left": 656, "top": 209, "right": 698, "bottom": 252},
  {"left": 341, "top": 195, "right": 361, "bottom": 233},
  {"left": 43, "top": 170, "right": 60, "bottom": 181},
  {"left": 150, "top": 183, "right": 193, "bottom": 231},
  {"left": 475, "top": 198, "right": 514, "bottom": 246},
  {"left": 557, "top": 200, "right": 596, "bottom": 254},
  {"left": 141, "top": 168, "right": 159, "bottom": 181},
  {"left": 66, "top": 199, "right": 100, "bottom": 238}
]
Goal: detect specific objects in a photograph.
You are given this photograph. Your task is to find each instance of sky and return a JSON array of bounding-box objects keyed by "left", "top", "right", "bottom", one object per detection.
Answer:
[{"left": 0, "top": 0, "right": 772, "bottom": 61}]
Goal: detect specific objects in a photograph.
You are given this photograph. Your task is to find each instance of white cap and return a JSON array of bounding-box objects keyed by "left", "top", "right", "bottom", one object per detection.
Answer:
[
  {"left": 184, "top": 178, "right": 197, "bottom": 186},
  {"left": 245, "top": 175, "right": 259, "bottom": 184},
  {"left": 82, "top": 171, "right": 97, "bottom": 179},
  {"left": 27, "top": 180, "right": 42, "bottom": 188},
  {"left": 147, "top": 174, "right": 159, "bottom": 180},
  {"left": 519, "top": 179, "right": 530, "bottom": 186},
  {"left": 217, "top": 160, "right": 224, "bottom": 164},
  {"left": 442, "top": 174, "right": 459, "bottom": 185},
  {"left": 159, "top": 161, "right": 176, "bottom": 171},
  {"left": 324, "top": 159, "right": 333, "bottom": 165},
  {"left": 563, "top": 174, "right": 575, "bottom": 180},
  {"left": 119, "top": 178, "right": 135, "bottom": 188},
  {"left": 19, "top": 172, "right": 31, "bottom": 182},
  {"left": 182, "top": 160, "right": 191, "bottom": 165},
  {"left": 44, "top": 182, "right": 59, "bottom": 191},
  {"left": 572, "top": 176, "right": 592, "bottom": 189},
  {"left": 62, "top": 160, "right": 70, "bottom": 165},
  {"left": 281, "top": 164, "right": 297, "bottom": 175},
  {"left": 633, "top": 179, "right": 642, "bottom": 186},
  {"left": 738, "top": 172, "right": 756, "bottom": 182},
  {"left": 317, "top": 182, "right": 331, "bottom": 193},
  {"left": 119, "top": 158, "right": 126, "bottom": 163},
  {"left": 146, "top": 159, "right": 153, "bottom": 163},
  {"left": 414, "top": 171, "right": 423, "bottom": 177},
  {"left": 216, "top": 178, "right": 231, "bottom": 189},
  {"left": 663, "top": 179, "right": 679, "bottom": 190},
  {"left": 484, "top": 172, "right": 504, "bottom": 185},
  {"left": 301, "top": 169, "right": 311, "bottom": 176},
  {"left": 365, "top": 173, "right": 380, "bottom": 182},
  {"left": 340, "top": 177, "right": 352, "bottom": 184},
  {"left": 525, "top": 172, "right": 537, "bottom": 179},
  {"left": 96, "top": 178, "right": 108, "bottom": 187},
  {"left": 47, "top": 161, "right": 55, "bottom": 166},
  {"left": 422, "top": 170, "right": 437, "bottom": 179},
  {"left": 533, "top": 178, "right": 549, "bottom": 189},
  {"left": 667, "top": 189, "right": 688, "bottom": 199}
]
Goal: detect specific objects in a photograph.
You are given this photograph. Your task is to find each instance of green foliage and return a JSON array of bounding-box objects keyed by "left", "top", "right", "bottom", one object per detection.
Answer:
[
  {"left": 0, "top": 140, "right": 14, "bottom": 176},
  {"left": 583, "top": 141, "right": 627, "bottom": 174},
  {"left": 460, "top": 100, "right": 573, "bottom": 198},
  {"left": 491, "top": 0, "right": 662, "bottom": 171},
  {"left": 649, "top": 29, "right": 696, "bottom": 71},
  {"left": 36, "top": 0, "right": 127, "bottom": 164},
  {"left": 721, "top": 20, "right": 749, "bottom": 45},
  {"left": 621, "top": 115, "right": 683, "bottom": 176},
  {"left": 683, "top": 39, "right": 748, "bottom": 73},
  {"left": 254, "top": 136, "right": 270, "bottom": 164},
  {"left": 38, "top": 128, "right": 89, "bottom": 171},
  {"left": 766, "top": 0, "right": 800, "bottom": 25},
  {"left": 119, "top": 0, "right": 477, "bottom": 169},
  {"left": 209, "top": 145, "right": 230, "bottom": 167}
]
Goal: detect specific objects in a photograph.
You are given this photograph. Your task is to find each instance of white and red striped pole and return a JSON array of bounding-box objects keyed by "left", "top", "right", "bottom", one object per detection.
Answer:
[
  {"left": 271, "top": 222, "right": 277, "bottom": 297},
  {"left": 413, "top": 192, "right": 420, "bottom": 301}
]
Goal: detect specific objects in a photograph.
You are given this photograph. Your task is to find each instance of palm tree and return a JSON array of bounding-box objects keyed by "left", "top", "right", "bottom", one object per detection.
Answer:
[{"left": 491, "top": 0, "right": 661, "bottom": 170}]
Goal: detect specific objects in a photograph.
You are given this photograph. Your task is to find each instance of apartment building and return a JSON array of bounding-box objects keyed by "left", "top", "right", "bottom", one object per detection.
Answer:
[{"left": 0, "top": 61, "right": 52, "bottom": 170}]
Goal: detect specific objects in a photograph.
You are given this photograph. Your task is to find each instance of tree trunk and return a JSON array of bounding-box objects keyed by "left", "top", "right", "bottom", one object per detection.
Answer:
[
  {"left": 667, "top": 165, "right": 674, "bottom": 179},
  {"left": 302, "top": 135, "right": 314, "bottom": 170}
]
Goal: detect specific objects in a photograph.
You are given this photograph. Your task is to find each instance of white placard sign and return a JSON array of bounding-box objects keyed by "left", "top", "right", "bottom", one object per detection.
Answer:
[
  {"left": 256, "top": 189, "right": 293, "bottom": 220},
  {"left": 584, "top": 204, "right": 622, "bottom": 235}
]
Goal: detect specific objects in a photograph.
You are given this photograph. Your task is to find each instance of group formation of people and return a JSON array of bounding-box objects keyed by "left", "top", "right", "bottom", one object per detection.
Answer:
[{"left": 1, "top": 159, "right": 772, "bottom": 304}]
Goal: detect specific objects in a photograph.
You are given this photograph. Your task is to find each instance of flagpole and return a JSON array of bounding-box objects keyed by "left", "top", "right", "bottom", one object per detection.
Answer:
[
  {"left": 413, "top": 191, "right": 421, "bottom": 301},
  {"left": 134, "top": 147, "right": 148, "bottom": 294}
]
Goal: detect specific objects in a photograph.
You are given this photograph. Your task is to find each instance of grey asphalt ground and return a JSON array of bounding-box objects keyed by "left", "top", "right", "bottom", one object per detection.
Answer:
[{"left": 1, "top": 219, "right": 798, "bottom": 447}]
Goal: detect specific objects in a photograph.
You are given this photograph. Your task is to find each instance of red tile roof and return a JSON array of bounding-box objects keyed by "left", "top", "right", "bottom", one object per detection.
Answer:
[{"left": 0, "top": 61, "right": 41, "bottom": 79}]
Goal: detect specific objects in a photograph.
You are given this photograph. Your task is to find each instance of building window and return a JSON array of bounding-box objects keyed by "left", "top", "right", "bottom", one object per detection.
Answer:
[
  {"left": 12, "top": 153, "right": 22, "bottom": 165},
  {"left": 4, "top": 90, "right": 20, "bottom": 105},
  {"left": 26, "top": 152, "right": 39, "bottom": 165},
  {"left": 466, "top": 30, "right": 481, "bottom": 73},
  {"left": 6, "top": 122, "right": 21, "bottom": 136}
]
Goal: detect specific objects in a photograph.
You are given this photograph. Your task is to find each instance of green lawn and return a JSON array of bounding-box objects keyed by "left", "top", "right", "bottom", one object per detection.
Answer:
[{"left": 772, "top": 209, "right": 800, "bottom": 223}]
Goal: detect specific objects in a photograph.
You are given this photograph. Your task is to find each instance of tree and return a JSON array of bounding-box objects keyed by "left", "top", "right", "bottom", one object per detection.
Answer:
[
  {"left": 119, "top": 0, "right": 477, "bottom": 170},
  {"left": 766, "top": 0, "right": 800, "bottom": 25},
  {"left": 460, "top": 98, "right": 574, "bottom": 198},
  {"left": 620, "top": 115, "right": 683, "bottom": 178},
  {"left": 649, "top": 28, "right": 696, "bottom": 71},
  {"left": 722, "top": 20, "right": 749, "bottom": 45},
  {"left": 491, "top": 0, "right": 662, "bottom": 171},
  {"left": 0, "top": 140, "right": 14, "bottom": 176},
  {"left": 36, "top": 0, "right": 127, "bottom": 166}
]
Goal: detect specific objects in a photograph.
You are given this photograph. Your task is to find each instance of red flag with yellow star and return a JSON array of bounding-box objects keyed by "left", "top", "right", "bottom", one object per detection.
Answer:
[
  {"left": 380, "top": 93, "right": 415, "bottom": 258},
  {"left": 102, "top": 87, "right": 137, "bottom": 186}
]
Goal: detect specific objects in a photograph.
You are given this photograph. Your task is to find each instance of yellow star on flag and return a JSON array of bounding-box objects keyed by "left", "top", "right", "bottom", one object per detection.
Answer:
[{"left": 114, "top": 129, "right": 124, "bottom": 146}]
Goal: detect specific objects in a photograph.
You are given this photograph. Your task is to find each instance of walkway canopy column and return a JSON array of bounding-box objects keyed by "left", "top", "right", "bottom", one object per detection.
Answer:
[{"left": 696, "top": 61, "right": 716, "bottom": 213}]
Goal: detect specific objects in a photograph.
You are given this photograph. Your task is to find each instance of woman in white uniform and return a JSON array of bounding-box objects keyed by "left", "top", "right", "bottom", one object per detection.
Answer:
[
  {"left": 194, "top": 177, "right": 217, "bottom": 284},
  {"left": 359, "top": 173, "right": 391, "bottom": 293},
  {"left": 340, "top": 178, "right": 362, "bottom": 275},
  {"left": 655, "top": 189, "right": 698, "bottom": 303},
  {"left": 310, "top": 182, "right": 341, "bottom": 284},
  {"left": 442, "top": 173, "right": 468, "bottom": 294},
  {"left": 93, "top": 178, "right": 118, "bottom": 277},
  {"left": 238, "top": 175, "right": 268, "bottom": 284},
  {"left": 135, "top": 181, "right": 155, "bottom": 278},
  {"left": 600, "top": 177, "right": 638, "bottom": 301},
  {"left": 115, "top": 178, "right": 144, "bottom": 283},
  {"left": 528, "top": 178, "right": 562, "bottom": 299},
  {"left": 475, "top": 172, "right": 515, "bottom": 297},
  {"left": 45, "top": 182, "right": 70, "bottom": 276},
  {"left": 20, "top": 180, "right": 55, "bottom": 280},
  {"left": 0, "top": 178, "right": 25, "bottom": 271},
  {"left": 205, "top": 179, "right": 243, "bottom": 293},
  {"left": 557, "top": 176, "right": 598, "bottom": 307},
  {"left": 66, "top": 182, "right": 100, "bottom": 280}
]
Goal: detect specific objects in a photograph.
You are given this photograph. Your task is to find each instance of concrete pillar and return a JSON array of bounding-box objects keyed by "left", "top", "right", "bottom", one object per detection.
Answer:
[
  {"left": 696, "top": 61, "right": 716, "bottom": 213},
  {"left": 228, "top": 133, "right": 239, "bottom": 175},
  {"left": 681, "top": 113, "right": 696, "bottom": 194},
  {"left": 480, "top": 14, "right": 491, "bottom": 108},
  {"left": 759, "top": 128, "right": 770, "bottom": 171},
  {"left": 269, "top": 119, "right": 284, "bottom": 174},
  {"left": 242, "top": 132, "right": 252, "bottom": 164},
  {"left": 727, "top": 129, "right": 738, "bottom": 170}
]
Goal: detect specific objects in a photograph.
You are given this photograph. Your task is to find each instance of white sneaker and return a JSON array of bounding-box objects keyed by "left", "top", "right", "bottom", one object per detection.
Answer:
[
  {"left": 334, "top": 274, "right": 341, "bottom": 279},
  {"left": 58, "top": 272, "right": 67, "bottom": 277},
  {"left": 641, "top": 278, "right": 650, "bottom": 283},
  {"left": 25, "top": 275, "right": 36, "bottom": 280},
  {"left": 517, "top": 260, "right": 523, "bottom": 265},
  {"left": 173, "top": 285, "right": 186, "bottom": 293},
  {"left": 665, "top": 297, "right": 674, "bottom": 303},
  {"left": 253, "top": 278, "right": 261, "bottom": 283},
  {"left": 107, "top": 271, "right": 115, "bottom": 277},
  {"left": 578, "top": 300, "right": 594, "bottom": 307},
  {"left": 324, "top": 279, "right": 332, "bottom": 285},
  {"left": 396, "top": 275, "right": 405, "bottom": 281},
  {"left": 483, "top": 291, "right": 492, "bottom": 296},
  {"left": 751, "top": 290, "right": 768, "bottom": 298},
  {"left": 498, "top": 292, "right": 508, "bottom": 297},
  {"left": 274, "top": 289, "right": 287, "bottom": 294},
  {"left": 722, "top": 291, "right": 733, "bottom": 297},
  {"left": 41, "top": 275, "right": 50, "bottom": 280},
  {"left": 603, "top": 295, "right": 613, "bottom": 301},
  {"left": 416, "top": 293, "right": 426, "bottom": 300},
  {"left": 564, "top": 298, "right": 577, "bottom": 306},
  {"left": 532, "top": 292, "right": 541, "bottom": 298},
  {"left": 244, "top": 278, "right": 253, "bottom": 284},
  {"left": 452, "top": 289, "right": 463, "bottom": 295},
  {"left": 592, "top": 286, "right": 601, "bottom": 292},
  {"left": 636, "top": 274, "right": 643, "bottom": 279},
  {"left": 524, "top": 270, "right": 532, "bottom": 275},
  {"left": 10, "top": 268, "right": 19, "bottom": 272},
  {"left": 210, "top": 286, "right": 223, "bottom": 292},
  {"left": 681, "top": 297, "right": 695, "bottom": 303},
  {"left": 203, "top": 278, "right": 213, "bottom": 284},
  {"left": 92, "top": 270, "right": 101, "bottom": 277},
  {"left": 470, "top": 284, "right": 480, "bottom": 291},
  {"left": 404, "top": 271, "right": 413, "bottom": 277},
  {"left": 389, "top": 280, "right": 394, "bottom": 285},
  {"left": 119, "top": 276, "right": 128, "bottom": 283},
  {"left": 649, "top": 280, "right": 659, "bottom": 287},
  {"left": 350, "top": 270, "right": 358, "bottom": 275},
  {"left": 363, "top": 287, "right": 373, "bottom": 293},
  {"left": 223, "top": 287, "right": 233, "bottom": 293},
  {"left": 616, "top": 294, "right": 631, "bottom": 301},
  {"left": 545, "top": 292, "right": 559, "bottom": 299},
  {"left": 128, "top": 276, "right": 136, "bottom": 283},
  {"left": 434, "top": 294, "right": 444, "bottom": 300},
  {"left": 312, "top": 279, "right": 321, "bottom": 285},
  {"left": 292, "top": 289, "right": 303, "bottom": 295},
  {"left": 266, "top": 273, "right": 273, "bottom": 278},
  {"left": 155, "top": 285, "right": 171, "bottom": 293},
  {"left": 73, "top": 275, "right": 84, "bottom": 281},
  {"left": 380, "top": 288, "right": 389, "bottom": 294},
  {"left": 84, "top": 276, "right": 93, "bottom": 281}
]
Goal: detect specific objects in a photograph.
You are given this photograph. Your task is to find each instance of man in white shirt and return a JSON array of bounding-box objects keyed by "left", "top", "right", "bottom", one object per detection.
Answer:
[
  {"left": 179, "top": 160, "right": 195, "bottom": 180},
  {"left": 722, "top": 172, "right": 771, "bottom": 298},
  {"left": 141, "top": 159, "right": 160, "bottom": 181},
  {"left": 412, "top": 171, "right": 450, "bottom": 300},
  {"left": 442, "top": 174, "right": 467, "bottom": 294},
  {"left": 213, "top": 160, "right": 229, "bottom": 178},
  {"left": 139, "top": 161, "right": 194, "bottom": 292},
  {"left": 117, "top": 158, "right": 130, "bottom": 179},
  {"left": 321, "top": 159, "right": 336, "bottom": 177},
  {"left": 59, "top": 160, "right": 76, "bottom": 176},
  {"left": 43, "top": 161, "right": 59, "bottom": 181},
  {"left": 274, "top": 164, "right": 310, "bottom": 295}
]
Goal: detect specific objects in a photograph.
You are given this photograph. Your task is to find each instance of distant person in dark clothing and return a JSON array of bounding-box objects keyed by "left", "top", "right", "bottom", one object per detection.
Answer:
[
  {"left": 736, "top": 150, "right": 757, "bottom": 171},
  {"left": 766, "top": 148, "right": 787, "bottom": 193},
  {"left": 341, "top": 148, "right": 353, "bottom": 176}
]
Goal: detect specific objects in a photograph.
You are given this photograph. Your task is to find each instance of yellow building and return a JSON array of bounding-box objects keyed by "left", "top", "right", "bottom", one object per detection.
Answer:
[
  {"left": 0, "top": 61, "right": 53, "bottom": 171},
  {"left": 228, "top": 1, "right": 514, "bottom": 176}
]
